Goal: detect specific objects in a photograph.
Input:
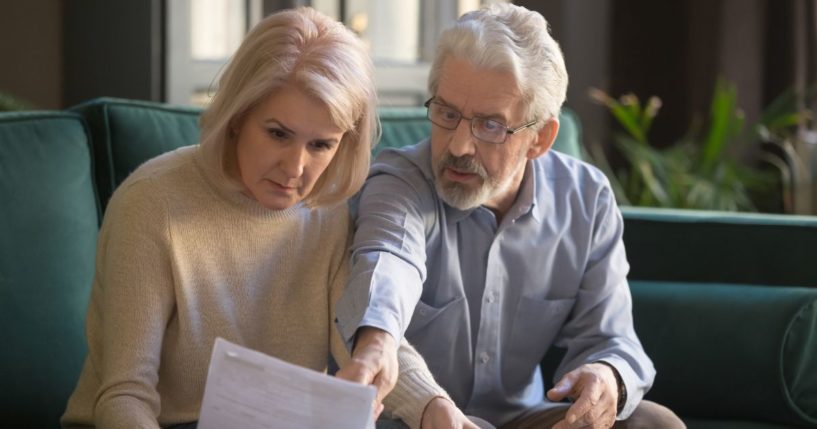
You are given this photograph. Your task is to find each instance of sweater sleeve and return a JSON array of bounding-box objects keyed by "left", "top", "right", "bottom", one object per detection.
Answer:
[
  {"left": 329, "top": 209, "right": 354, "bottom": 368},
  {"left": 89, "top": 178, "right": 176, "bottom": 428},
  {"left": 383, "top": 340, "right": 451, "bottom": 429}
]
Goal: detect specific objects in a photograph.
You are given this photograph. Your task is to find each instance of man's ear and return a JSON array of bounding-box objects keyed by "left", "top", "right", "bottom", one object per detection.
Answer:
[{"left": 526, "top": 117, "right": 559, "bottom": 160}]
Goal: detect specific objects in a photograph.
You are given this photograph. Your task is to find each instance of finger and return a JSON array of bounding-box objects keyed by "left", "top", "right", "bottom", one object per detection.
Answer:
[
  {"left": 593, "top": 409, "right": 617, "bottom": 429},
  {"left": 335, "top": 360, "right": 375, "bottom": 385},
  {"left": 564, "top": 397, "right": 593, "bottom": 425},
  {"left": 557, "top": 417, "right": 594, "bottom": 429},
  {"left": 551, "top": 419, "right": 570, "bottom": 429},
  {"left": 566, "top": 397, "right": 615, "bottom": 429},
  {"left": 371, "top": 372, "right": 392, "bottom": 403},
  {"left": 547, "top": 373, "right": 578, "bottom": 401},
  {"left": 565, "top": 378, "right": 605, "bottom": 424},
  {"left": 463, "top": 419, "right": 481, "bottom": 429},
  {"left": 372, "top": 401, "right": 384, "bottom": 420}
]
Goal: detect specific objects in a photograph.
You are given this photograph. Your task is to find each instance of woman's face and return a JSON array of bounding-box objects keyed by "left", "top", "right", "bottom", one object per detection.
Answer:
[{"left": 234, "top": 85, "right": 345, "bottom": 210}]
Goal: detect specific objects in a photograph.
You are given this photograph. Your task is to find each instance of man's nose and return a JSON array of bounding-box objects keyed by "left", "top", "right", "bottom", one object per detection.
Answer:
[{"left": 448, "top": 118, "right": 477, "bottom": 157}]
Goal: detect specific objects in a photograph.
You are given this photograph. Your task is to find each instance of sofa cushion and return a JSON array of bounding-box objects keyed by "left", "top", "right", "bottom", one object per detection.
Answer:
[
  {"left": 684, "top": 419, "right": 804, "bottom": 429},
  {"left": 71, "top": 97, "right": 202, "bottom": 212},
  {"left": 0, "top": 111, "right": 99, "bottom": 426},
  {"left": 377, "top": 106, "right": 583, "bottom": 159},
  {"left": 631, "top": 281, "right": 817, "bottom": 427}
]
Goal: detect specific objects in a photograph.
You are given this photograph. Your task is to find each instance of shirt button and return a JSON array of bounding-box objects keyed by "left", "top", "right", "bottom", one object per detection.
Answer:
[
  {"left": 486, "top": 294, "right": 495, "bottom": 303},
  {"left": 479, "top": 352, "right": 490, "bottom": 364}
]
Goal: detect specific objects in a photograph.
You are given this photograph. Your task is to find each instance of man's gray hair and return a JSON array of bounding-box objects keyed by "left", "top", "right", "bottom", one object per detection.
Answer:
[{"left": 428, "top": 3, "right": 568, "bottom": 125}]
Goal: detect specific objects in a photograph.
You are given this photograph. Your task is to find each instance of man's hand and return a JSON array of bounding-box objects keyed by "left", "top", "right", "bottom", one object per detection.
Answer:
[
  {"left": 335, "top": 327, "right": 398, "bottom": 419},
  {"left": 421, "top": 397, "right": 480, "bottom": 429},
  {"left": 546, "top": 362, "right": 619, "bottom": 429}
]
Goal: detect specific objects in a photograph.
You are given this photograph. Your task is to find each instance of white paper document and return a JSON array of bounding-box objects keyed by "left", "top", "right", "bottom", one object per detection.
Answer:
[{"left": 199, "top": 337, "right": 376, "bottom": 429}]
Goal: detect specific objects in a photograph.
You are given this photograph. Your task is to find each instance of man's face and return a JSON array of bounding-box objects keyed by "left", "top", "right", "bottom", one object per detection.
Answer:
[{"left": 429, "top": 57, "right": 537, "bottom": 213}]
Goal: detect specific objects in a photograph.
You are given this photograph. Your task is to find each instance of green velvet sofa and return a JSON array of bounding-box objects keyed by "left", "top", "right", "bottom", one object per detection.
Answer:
[{"left": 1, "top": 98, "right": 816, "bottom": 428}]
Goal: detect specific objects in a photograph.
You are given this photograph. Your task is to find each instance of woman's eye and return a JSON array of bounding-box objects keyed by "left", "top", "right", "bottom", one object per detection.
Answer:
[
  {"left": 267, "top": 128, "right": 288, "bottom": 140},
  {"left": 311, "top": 141, "right": 334, "bottom": 151}
]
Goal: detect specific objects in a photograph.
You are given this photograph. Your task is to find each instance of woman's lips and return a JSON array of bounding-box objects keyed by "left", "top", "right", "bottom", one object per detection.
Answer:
[{"left": 266, "top": 179, "right": 297, "bottom": 193}]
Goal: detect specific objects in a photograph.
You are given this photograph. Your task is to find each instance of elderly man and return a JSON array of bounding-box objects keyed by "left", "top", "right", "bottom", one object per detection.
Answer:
[{"left": 337, "top": 4, "right": 685, "bottom": 429}]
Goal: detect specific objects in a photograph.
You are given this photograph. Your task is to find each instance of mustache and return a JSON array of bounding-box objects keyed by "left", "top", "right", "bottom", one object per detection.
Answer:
[{"left": 439, "top": 154, "right": 487, "bottom": 179}]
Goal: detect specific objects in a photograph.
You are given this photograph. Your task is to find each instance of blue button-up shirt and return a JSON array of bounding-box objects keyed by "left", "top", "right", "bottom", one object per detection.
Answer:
[{"left": 336, "top": 140, "right": 655, "bottom": 424}]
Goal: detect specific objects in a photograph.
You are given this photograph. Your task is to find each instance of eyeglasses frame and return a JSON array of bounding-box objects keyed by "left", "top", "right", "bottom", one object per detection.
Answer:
[{"left": 423, "top": 98, "right": 539, "bottom": 144}]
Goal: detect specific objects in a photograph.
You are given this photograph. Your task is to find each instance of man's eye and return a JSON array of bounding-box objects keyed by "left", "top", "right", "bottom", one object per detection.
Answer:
[
  {"left": 441, "top": 110, "right": 459, "bottom": 121},
  {"left": 480, "top": 119, "right": 504, "bottom": 132}
]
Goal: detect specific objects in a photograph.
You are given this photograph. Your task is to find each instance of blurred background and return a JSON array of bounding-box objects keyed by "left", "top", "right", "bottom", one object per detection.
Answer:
[{"left": 1, "top": 0, "right": 814, "bottom": 214}]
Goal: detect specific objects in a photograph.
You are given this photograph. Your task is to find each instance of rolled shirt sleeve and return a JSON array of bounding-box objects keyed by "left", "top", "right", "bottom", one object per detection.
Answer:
[
  {"left": 335, "top": 150, "right": 436, "bottom": 345},
  {"left": 552, "top": 184, "right": 655, "bottom": 420}
]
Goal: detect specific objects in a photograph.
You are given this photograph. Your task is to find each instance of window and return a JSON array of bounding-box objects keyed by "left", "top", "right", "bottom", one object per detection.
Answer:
[
  {"left": 312, "top": 0, "right": 497, "bottom": 106},
  {"left": 165, "top": 0, "right": 504, "bottom": 107},
  {"left": 165, "top": 0, "right": 262, "bottom": 106}
]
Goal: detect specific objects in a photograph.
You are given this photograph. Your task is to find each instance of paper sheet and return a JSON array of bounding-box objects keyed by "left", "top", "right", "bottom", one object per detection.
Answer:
[{"left": 198, "top": 337, "right": 376, "bottom": 429}]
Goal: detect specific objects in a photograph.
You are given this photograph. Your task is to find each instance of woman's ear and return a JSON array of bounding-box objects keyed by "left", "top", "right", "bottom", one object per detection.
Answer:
[
  {"left": 228, "top": 114, "right": 244, "bottom": 139},
  {"left": 526, "top": 117, "right": 559, "bottom": 160}
]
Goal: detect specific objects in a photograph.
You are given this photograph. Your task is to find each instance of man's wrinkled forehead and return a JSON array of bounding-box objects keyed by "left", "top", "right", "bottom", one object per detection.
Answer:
[{"left": 435, "top": 56, "right": 525, "bottom": 121}]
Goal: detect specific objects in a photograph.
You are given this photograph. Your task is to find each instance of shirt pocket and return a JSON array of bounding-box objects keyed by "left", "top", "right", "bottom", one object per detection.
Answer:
[
  {"left": 406, "top": 296, "right": 465, "bottom": 337},
  {"left": 404, "top": 297, "right": 467, "bottom": 375},
  {"left": 503, "top": 296, "right": 576, "bottom": 391}
]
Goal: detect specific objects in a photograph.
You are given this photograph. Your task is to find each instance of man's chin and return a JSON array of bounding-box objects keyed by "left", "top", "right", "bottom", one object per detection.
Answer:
[{"left": 436, "top": 181, "right": 488, "bottom": 210}]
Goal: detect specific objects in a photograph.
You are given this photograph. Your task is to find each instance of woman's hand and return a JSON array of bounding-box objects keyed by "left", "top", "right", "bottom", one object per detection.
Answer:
[{"left": 421, "top": 397, "right": 481, "bottom": 429}]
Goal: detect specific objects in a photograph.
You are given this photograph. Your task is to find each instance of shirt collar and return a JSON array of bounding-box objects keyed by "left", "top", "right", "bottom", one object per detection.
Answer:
[{"left": 508, "top": 160, "right": 542, "bottom": 223}]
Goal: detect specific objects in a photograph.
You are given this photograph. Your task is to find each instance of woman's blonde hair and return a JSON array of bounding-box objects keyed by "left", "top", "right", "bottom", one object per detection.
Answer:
[{"left": 199, "top": 7, "right": 378, "bottom": 208}]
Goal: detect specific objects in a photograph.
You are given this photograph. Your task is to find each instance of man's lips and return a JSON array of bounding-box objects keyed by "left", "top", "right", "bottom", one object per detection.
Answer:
[{"left": 445, "top": 167, "right": 479, "bottom": 183}]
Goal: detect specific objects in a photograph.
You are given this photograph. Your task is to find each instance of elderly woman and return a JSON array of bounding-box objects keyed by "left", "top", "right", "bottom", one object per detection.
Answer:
[{"left": 61, "top": 8, "right": 450, "bottom": 429}]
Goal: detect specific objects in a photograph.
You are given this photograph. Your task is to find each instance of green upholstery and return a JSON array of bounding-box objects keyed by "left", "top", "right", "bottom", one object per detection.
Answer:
[
  {"left": 621, "top": 207, "right": 817, "bottom": 429},
  {"left": 632, "top": 281, "right": 817, "bottom": 427},
  {"left": 0, "top": 112, "right": 99, "bottom": 427},
  {"left": 683, "top": 421, "right": 808, "bottom": 429},
  {"left": 621, "top": 207, "right": 817, "bottom": 287},
  {"left": 70, "top": 99, "right": 581, "bottom": 214},
  {"left": 71, "top": 98, "right": 201, "bottom": 212},
  {"left": 377, "top": 106, "right": 584, "bottom": 159},
  {"left": 539, "top": 206, "right": 817, "bottom": 429}
]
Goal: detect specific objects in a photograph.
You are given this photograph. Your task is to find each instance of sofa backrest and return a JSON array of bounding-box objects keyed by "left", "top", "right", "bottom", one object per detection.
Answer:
[
  {"left": 72, "top": 98, "right": 584, "bottom": 215},
  {"left": 377, "top": 105, "right": 583, "bottom": 159},
  {"left": 0, "top": 111, "right": 99, "bottom": 427},
  {"left": 71, "top": 98, "right": 201, "bottom": 213},
  {"left": 621, "top": 206, "right": 817, "bottom": 287}
]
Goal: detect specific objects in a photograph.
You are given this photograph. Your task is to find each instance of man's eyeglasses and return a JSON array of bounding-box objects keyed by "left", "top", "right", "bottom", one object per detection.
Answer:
[{"left": 424, "top": 98, "right": 538, "bottom": 145}]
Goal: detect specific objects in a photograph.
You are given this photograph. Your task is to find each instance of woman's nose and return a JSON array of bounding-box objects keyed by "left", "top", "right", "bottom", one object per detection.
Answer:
[{"left": 280, "top": 145, "right": 307, "bottom": 179}]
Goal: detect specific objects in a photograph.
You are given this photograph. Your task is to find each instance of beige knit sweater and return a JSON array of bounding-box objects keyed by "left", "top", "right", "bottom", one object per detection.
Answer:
[{"left": 61, "top": 145, "right": 446, "bottom": 429}]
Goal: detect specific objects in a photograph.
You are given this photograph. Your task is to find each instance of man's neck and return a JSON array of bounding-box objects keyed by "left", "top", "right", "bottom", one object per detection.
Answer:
[{"left": 483, "top": 162, "right": 528, "bottom": 224}]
